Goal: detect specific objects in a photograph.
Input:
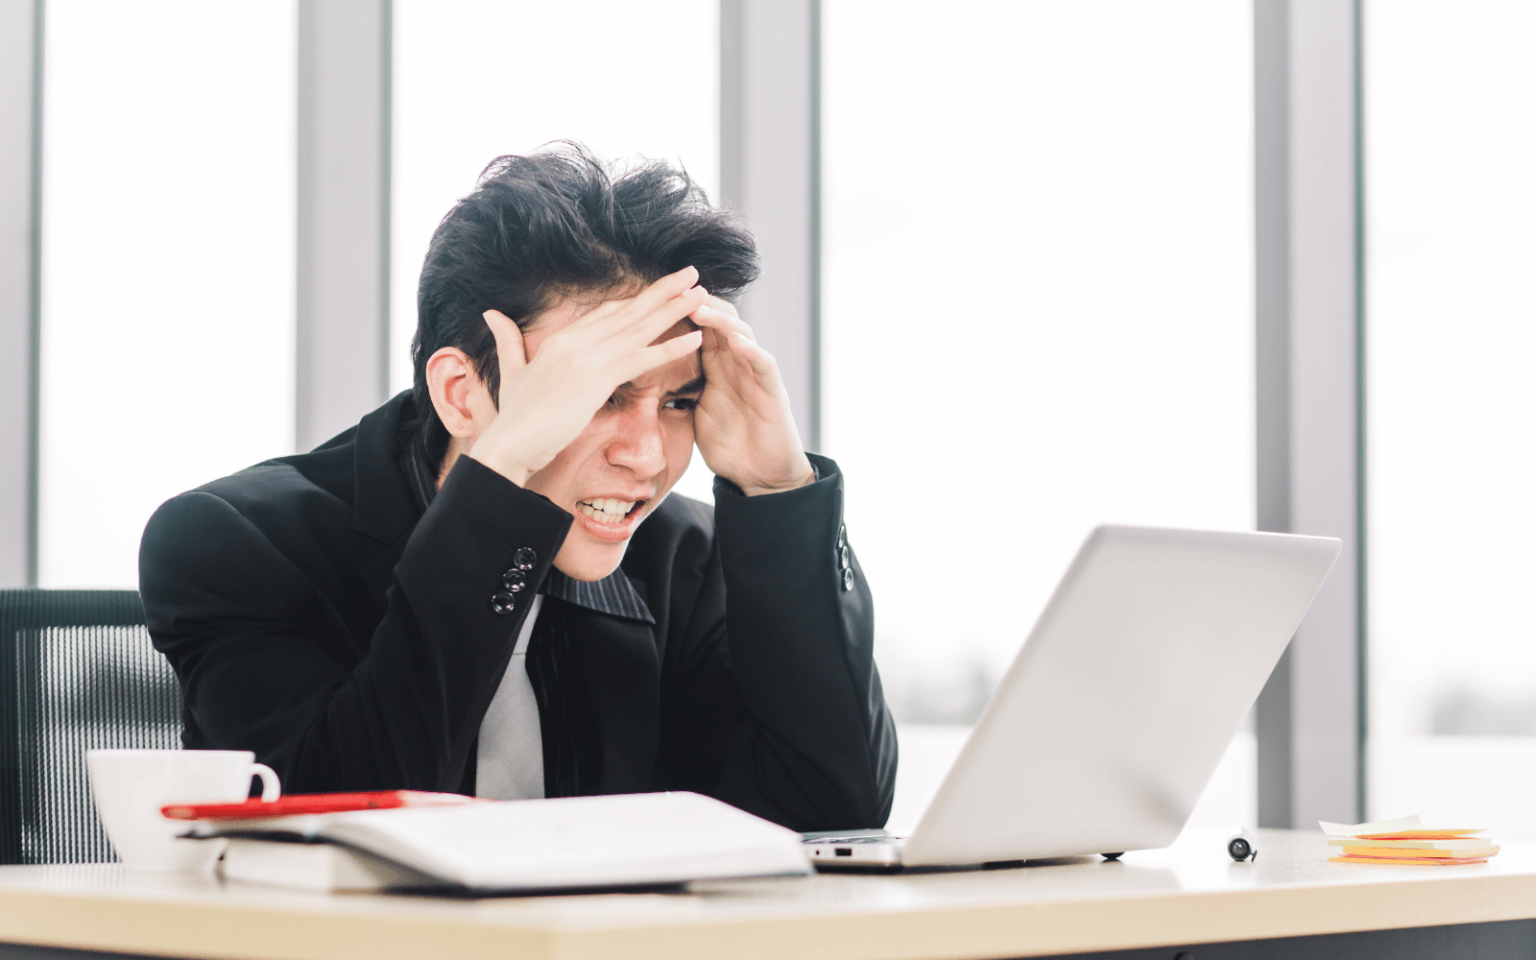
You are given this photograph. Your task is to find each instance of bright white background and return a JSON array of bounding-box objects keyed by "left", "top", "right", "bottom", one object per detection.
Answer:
[
  {"left": 390, "top": 0, "right": 721, "bottom": 503},
  {"left": 821, "top": 0, "right": 1255, "bottom": 713},
  {"left": 39, "top": 0, "right": 296, "bottom": 589},
  {"left": 821, "top": 0, "right": 1256, "bottom": 828},
  {"left": 1365, "top": 0, "right": 1536, "bottom": 837}
]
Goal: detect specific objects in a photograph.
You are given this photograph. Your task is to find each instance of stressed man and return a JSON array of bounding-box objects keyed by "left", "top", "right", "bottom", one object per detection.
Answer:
[{"left": 138, "top": 147, "right": 896, "bottom": 830}]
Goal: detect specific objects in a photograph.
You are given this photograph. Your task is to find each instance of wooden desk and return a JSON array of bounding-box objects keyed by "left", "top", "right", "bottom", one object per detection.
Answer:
[{"left": 1, "top": 830, "right": 1534, "bottom": 960}]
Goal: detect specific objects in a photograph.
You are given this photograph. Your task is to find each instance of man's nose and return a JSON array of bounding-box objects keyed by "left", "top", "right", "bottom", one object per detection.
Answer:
[{"left": 605, "top": 404, "right": 668, "bottom": 479}]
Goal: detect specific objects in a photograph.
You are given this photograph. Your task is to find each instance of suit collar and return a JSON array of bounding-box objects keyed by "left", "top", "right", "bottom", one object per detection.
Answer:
[
  {"left": 543, "top": 568, "right": 655, "bottom": 625},
  {"left": 351, "top": 391, "right": 421, "bottom": 546}
]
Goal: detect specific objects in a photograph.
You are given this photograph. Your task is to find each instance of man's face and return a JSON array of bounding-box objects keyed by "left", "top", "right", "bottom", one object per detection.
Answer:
[{"left": 519, "top": 297, "right": 703, "bottom": 581}]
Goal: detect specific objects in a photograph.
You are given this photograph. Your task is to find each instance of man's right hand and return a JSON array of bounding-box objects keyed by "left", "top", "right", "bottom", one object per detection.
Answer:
[{"left": 466, "top": 266, "right": 706, "bottom": 488}]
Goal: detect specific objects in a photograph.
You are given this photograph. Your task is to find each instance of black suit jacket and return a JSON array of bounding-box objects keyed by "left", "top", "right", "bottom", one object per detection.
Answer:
[{"left": 138, "top": 392, "right": 896, "bottom": 831}]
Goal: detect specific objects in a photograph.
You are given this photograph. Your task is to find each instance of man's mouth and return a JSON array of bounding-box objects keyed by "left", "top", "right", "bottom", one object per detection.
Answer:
[{"left": 576, "top": 498, "right": 641, "bottom": 526}]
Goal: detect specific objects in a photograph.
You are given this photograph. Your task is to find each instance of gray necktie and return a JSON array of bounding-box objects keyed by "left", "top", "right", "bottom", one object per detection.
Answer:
[{"left": 475, "top": 594, "right": 546, "bottom": 800}]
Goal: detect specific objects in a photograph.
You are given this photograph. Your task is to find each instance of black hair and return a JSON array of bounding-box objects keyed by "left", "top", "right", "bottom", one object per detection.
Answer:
[{"left": 408, "top": 143, "right": 759, "bottom": 463}]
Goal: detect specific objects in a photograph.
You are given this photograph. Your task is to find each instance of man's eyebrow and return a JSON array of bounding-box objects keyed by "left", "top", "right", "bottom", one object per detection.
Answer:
[
  {"left": 666, "top": 375, "right": 707, "bottom": 397},
  {"left": 612, "top": 374, "right": 707, "bottom": 397}
]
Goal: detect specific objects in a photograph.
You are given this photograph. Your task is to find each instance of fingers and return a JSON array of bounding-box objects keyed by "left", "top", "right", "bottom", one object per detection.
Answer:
[
  {"left": 482, "top": 309, "right": 528, "bottom": 383},
  {"left": 690, "top": 301, "right": 753, "bottom": 341},
  {"left": 718, "top": 328, "right": 768, "bottom": 367},
  {"left": 633, "top": 265, "right": 701, "bottom": 312},
  {"left": 578, "top": 281, "right": 707, "bottom": 350},
  {"left": 641, "top": 284, "right": 708, "bottom": 340},
  {"left": 725, "top": 330, "right": 778, "bottom": 378},
  {"left": 630, "top": 329, "right": 703, "bottom": 377},
  {"left": 691, "top": 298, "right": 775, "bottom": 384},
  {"left": 700, "top": 292, "right": 737, "bottom": 314},
  {"left": 574, "top": 265, "right": 700, "bottom": 332},
  {"left": 697, "top": 293, "right": 754, "bottom": 334}
]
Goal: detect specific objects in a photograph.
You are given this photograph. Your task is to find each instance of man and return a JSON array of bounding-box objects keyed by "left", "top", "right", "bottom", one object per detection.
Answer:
[{"left": 139, "top": 146, "right": 895, "bottom": 831}]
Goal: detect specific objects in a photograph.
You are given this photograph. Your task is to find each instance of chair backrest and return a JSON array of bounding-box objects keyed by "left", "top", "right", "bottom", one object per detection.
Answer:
[{"left": 0, "top": 590, "right": 182, "bottom": 864}]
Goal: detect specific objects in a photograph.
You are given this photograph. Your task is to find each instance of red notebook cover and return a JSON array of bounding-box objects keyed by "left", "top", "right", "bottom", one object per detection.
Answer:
[{"left": 161, "top": 790, "right": 479, "bottom": 821}]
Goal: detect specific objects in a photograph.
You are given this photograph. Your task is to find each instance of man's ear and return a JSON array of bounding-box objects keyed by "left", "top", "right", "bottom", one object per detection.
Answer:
[{"left": 425, "top": 347, "right": 486, "bottom": 439}]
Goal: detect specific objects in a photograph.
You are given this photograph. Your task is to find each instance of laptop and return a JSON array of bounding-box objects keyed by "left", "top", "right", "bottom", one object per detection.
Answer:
[{"left": 805, "top": 525, "right": 1340, "bottom": 869}]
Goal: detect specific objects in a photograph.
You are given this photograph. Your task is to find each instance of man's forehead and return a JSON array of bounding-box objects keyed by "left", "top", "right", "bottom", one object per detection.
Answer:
[
  {"left": 526, "top": 295, "right": 604, "bottom": 329},
  {"left": 527, "top": 284, "right": 644, "bottom": 329}
]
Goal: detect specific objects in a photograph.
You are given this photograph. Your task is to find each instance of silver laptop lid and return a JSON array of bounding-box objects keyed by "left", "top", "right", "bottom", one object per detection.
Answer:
[{"left": 901, "top": 526, "right": 1339, "bottom": 866}]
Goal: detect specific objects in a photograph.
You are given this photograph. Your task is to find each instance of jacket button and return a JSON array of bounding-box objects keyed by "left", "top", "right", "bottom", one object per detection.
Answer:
[
  {"left": 842, "top": 569, "right": 855, "bottom": 592},
  {"left": 502, "top": 568, "right": 527, "bottom": 592},
  {"left": 491, "top": 591, "right": 518, "bottom": 615},
  {"left": 513, "top": 547, "right": 537, "bottom": 571},
  {"left": 839, "top": 545, "right": 850, "bottom": 569},
  {"left": 836, "top": 525, "right": 846, "bottom": 549}
]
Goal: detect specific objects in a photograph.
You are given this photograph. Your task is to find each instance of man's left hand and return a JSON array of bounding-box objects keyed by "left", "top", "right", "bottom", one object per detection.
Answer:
[{"left": 689, "top": 293, "right": 815, "bottom": 497}]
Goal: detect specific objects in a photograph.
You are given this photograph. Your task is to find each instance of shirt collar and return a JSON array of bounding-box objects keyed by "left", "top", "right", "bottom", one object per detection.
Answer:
[
  {"left": 541, "top": 568, "right": 654, "bottom": 624},
  {"left": 401, "top": 428, "right": 654, "bottom": 625}
]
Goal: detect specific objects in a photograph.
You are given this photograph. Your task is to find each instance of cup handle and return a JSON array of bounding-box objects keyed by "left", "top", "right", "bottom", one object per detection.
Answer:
[{"left": 251, "top": 763, "right": 281, "bottom": 802}]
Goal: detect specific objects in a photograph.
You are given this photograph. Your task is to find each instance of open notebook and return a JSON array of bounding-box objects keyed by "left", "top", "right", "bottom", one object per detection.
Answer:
[{"left": 185, "top": 791, "right": 812, "bottom": 892}]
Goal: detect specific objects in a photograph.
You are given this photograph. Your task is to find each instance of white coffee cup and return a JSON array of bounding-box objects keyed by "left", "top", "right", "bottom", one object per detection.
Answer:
[{"left": 86, "top": 749, "right": 280, "bottom": 871}]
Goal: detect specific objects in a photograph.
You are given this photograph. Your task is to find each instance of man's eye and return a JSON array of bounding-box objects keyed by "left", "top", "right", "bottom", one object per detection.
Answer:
[{"left": 664, "top": 397, "right": 699, "bottom": 412}]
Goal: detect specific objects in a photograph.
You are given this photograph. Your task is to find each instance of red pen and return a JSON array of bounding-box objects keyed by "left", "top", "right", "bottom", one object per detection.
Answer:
[{"left": 161, "top": 790, "right": 480, "bottom": 821}]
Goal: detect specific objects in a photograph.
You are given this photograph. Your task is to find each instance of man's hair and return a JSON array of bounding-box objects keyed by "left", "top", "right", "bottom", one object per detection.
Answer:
[{"left": 408, "top": 143, "right": 759, "bottom": 462}]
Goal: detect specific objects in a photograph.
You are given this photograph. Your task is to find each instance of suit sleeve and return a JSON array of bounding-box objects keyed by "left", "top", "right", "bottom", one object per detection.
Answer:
[
  {"left": 139, "top": 456, "right": 571, "bottom": 794},
  {"left": 669, "top": 453, "right": 897, "bottom": 831}
]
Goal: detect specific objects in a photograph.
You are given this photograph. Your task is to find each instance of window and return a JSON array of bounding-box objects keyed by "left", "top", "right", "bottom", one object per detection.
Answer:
[
  {"left": 1365, "top": 0, "right": 1536, "bottom": 837},
  {"left": 39, "top": 0, "right": 296, "bottom": 587},
  {"left": 822, "top": 0, "right": 1255, "bottom": 830}
]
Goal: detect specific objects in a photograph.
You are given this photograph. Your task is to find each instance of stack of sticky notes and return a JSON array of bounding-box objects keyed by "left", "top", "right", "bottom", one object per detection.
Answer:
[{"left": 1320, "top": 815, "right": 1498, "bottom": 866}]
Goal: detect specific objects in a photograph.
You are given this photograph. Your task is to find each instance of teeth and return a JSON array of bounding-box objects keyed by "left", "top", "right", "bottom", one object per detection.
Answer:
[{"left": 577, "top": 499, "right": 636, "bottom": 525}]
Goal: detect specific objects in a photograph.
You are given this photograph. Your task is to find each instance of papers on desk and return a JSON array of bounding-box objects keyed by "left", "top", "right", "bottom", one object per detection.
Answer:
[
  {"left": 184, "top": 791, "right": 813, "bottom": 893},
  {"left": 1320, "top": 815, "right": 1499, "bottom": 865}
]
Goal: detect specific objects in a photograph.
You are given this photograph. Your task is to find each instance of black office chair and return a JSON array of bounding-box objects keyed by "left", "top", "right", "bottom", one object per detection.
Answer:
[{"left": 0, "top": 590, "right": 182, "bottom": 865}]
